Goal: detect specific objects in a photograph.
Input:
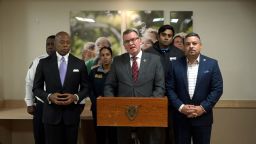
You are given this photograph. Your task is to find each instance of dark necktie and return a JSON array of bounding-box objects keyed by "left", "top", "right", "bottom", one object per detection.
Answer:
[
  {"left": 59, "top": 57, "right": 67, "bottom": 85},
  {"left": 132, "top": 57, "right": 139, "bottom": 82}
]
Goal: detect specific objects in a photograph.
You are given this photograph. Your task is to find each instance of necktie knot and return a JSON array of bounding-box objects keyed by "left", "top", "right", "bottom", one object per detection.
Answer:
[{"left": 61, "top": 56, "right": 65, "bottom": 62}]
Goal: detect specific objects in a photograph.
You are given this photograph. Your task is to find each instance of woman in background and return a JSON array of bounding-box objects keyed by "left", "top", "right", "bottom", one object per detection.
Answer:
[
  {"left": 173, "top": 32, "right": 187, "bottom": 52},
  {"left": 89, "top": 46, "right": 117, "bottom": 144}
]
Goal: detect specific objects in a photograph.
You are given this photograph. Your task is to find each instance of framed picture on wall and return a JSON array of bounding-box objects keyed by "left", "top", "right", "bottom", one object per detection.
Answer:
[
  {"left": 170, "top": 11, "right": 193, "bottom": 34},
  {"left": 70, "top": 10, "right": 192, "bottom": 57},
  {"left": 70, "top": 10, "right": 164, "bottom": 57}
]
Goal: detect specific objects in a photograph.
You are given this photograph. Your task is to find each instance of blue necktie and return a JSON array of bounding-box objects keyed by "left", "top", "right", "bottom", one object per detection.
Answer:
[{"left": 59, "top": 57, "right": 67, "bottom": 85}]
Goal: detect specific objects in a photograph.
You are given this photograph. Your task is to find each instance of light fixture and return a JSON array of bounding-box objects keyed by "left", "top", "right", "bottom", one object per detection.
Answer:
[
  {"left": 153, "top": 18, "right": 164, "bottom": 22},
  {"left": 75, "top": 17, "right": 95, "bottom": 23},
  {"left": 171, "top": 19, "right": 179, "bottom": 23},
  {"left": 184, "top": 19, "right": 192, "bottom": 24}
]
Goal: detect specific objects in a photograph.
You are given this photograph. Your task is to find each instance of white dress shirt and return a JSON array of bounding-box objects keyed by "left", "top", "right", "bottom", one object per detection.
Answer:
[
  {"left": 56, "top": 52, "right": 69, "bottom": 68},
  {"left": 129, "top": 50, "right": 142, "bottom": 69},
  {"left": 187, "top": 56, "right": 200, "bottom": 99},
  {"left": 25, "top": 54, "right": 48, "bottom": 106},
  {"left": 178, "top": 55, "right": 200, "bottom": 112}
]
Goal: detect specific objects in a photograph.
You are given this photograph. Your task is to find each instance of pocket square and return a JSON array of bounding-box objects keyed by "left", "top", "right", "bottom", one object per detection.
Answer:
[
  {"left": 170, "top": 57, "right": 177, "bottom": 61},
  {"left": 73, "top": 69, "right": 79, "bottom": 72}
]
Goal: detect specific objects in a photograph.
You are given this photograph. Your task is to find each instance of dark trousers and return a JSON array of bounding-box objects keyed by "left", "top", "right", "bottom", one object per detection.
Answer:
[
  {"left": 79, "top": 104, "right": 85, "bottom": 114},
  {"left": 174, "top": 121, "right": 212, "bottom": 144},
  {"left": 33, "top": 101, "right": 45, "bottom": 144},
  {"left": 117, "top": 127, "right": 164, "bottom": 144},
  {"left": 44, "top": 121, "right": 79, "bottom": 144},
  {"left": 92, "top": 109, "right": 117, "bottom": 144},
  {"left": 165, "top": 107, "right": 175, "bottom": 144}
]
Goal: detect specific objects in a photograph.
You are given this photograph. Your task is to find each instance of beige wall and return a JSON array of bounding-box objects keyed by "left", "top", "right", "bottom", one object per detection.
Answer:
[
  {"left": 0, "top": 1, "right": 3, "bottom": 100},
  {"left": 213, "top": 108, "right": 256, "bottom": 143},
  {"left": 0, "top": 1, "right": 255, "bottom": 144},
  {"left": 0, "top": 0, "right": 256, "bottom": 100}
]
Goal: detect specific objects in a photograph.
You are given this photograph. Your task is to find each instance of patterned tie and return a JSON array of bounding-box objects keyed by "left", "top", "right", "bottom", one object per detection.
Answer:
[
  {"left": 59, "top": 57, "right": 67, "bottom": 85},
  {"left": 132, "top": 57, "right": 139, "bottom": 82}
]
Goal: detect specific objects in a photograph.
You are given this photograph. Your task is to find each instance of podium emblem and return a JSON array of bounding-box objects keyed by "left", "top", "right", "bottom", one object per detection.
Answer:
[{"left": 126, "top": 105, "right": 139, "bottom": 121}]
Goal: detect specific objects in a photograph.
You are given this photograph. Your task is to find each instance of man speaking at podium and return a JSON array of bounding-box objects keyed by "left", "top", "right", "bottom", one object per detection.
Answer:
[{"left": 104, "top": 28, "right": 165, "bottom": 144}]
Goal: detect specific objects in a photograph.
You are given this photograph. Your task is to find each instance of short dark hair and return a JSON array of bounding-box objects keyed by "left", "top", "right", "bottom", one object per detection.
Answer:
[
  {"left": 122, "top": 28, "right": 139, "bottom": 37},
  {"left": 99, "top": 46, "right": 113, "bottom": 56},
  {"left": 185, "top": 32, "right": 201, "bottom": 40},
  {"left": 47, "top": 35, "right": 55, "bottom": 40},
  {"left": 158, "top": 25, "right": 175, "bottom": 36}
]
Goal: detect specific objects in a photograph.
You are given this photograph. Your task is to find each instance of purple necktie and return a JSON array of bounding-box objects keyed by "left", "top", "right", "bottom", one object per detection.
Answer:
[{"left": 59, "top": 57, "right": 67, "bottom": 85}]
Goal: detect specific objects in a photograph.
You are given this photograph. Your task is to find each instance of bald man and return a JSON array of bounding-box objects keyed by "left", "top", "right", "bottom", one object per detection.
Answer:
[{"left": 33, "top": 31, "right": 89, "bottom": 144}]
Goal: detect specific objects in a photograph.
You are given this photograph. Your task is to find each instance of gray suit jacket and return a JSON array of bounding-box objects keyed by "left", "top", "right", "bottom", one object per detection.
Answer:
[{"left": 104, "top": 51, "right": 165, "bottom": 97}]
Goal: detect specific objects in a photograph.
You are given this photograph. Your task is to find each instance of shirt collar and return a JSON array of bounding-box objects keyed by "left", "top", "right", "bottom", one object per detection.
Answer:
[
  {"left": 56, "top": 52, "right": 69, "bottom": 62},
  {"left": 129, "top": 50, "right": 142, "bottom": 60},
  {"left": 97, "top": 65, "right": 104, "bottom": 73},
  {"left": 187, "top": 54, "right": 200, "bottom": 65}
]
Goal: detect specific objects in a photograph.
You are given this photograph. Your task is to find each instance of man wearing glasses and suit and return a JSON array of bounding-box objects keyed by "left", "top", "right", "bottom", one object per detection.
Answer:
[{"left": 104, "top": 28, "right": 165, "bottom": 144}]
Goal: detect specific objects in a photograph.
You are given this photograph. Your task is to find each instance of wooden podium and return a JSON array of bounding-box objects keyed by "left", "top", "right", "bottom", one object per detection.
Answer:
[{"left": 96, "top": 96, "right": 168, "bottom": 127}]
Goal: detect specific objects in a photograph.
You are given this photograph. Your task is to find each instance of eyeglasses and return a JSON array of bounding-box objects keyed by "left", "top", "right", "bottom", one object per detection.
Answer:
[{"left": 123, "top": 37, "right": 139, "bottom": 45}]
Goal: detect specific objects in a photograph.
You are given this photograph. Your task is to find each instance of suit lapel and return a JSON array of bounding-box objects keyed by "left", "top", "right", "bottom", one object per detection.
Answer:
[
  {"left": 63, "top": 54, "right": 74, "bottom": 87},
  {"left": 50, "top": 54, "right": 63, "bottom": 87},
  {"left": 180, "top": 57, "right": 189, "bottom": 93},
  {"left": 193, "top": 55, "right": 207, "bottom": 96},
  {"left": 137, "top": 52, "right": 147, "bottom": 82},
  {"left": 123, "top": 53, "right": 133, "bottom": 82}
]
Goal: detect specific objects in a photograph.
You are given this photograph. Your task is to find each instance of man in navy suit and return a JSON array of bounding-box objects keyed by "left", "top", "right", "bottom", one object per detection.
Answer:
[
  {"left": 33, "top": 31, "right": 89, "bottom": 144},
  {"left": 166, "top": 32, "right": 223, "bottom": 144}
]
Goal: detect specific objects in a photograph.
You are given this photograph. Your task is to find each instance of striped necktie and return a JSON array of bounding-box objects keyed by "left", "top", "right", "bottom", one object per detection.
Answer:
[{"left": 132, "top": 57, "right": 139, "bottom": 82}]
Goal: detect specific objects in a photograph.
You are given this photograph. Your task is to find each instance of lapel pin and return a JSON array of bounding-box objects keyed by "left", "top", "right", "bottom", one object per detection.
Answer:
[
  {"left": 143, "top": 59, "right": 147, "bottom": 62},
  {"left": 203, "top": 59, "right": 206, "bottom": 61}
]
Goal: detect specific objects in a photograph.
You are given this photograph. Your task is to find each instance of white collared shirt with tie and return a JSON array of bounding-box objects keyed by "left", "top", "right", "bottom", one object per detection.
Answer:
[
  {"left": 129, "top": 50, "right": 142, "bottom": 69},
  {"left": 56, "top": 52, "right": 69, "bottom": 68}
]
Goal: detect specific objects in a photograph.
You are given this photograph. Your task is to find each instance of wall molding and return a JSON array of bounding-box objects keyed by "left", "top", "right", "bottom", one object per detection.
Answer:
[
  {"left": 215, "top": 100, "right": 256, "bottom": 108},
  {"left": 0, "top": 100, "right": 26, "bottom": 108},
  {"left": 0, "top": 100, "right": 256, "bottom": 109}
]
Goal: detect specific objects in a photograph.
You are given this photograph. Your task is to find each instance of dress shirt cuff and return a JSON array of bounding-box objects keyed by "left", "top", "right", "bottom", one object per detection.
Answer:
[
  {"left": 47, "top": 94, "right": 52, "bottom": 104},
  {"left": 25, "top": 99, "right": 34, "bottom": 106},
  {"left": 178, "top": 104, "right": 184, "bottom": 112},
  {"left": 200, "top": 105, "right": 206, "bottom": 113},
  {"left": 74, "top": 94, "right": 79, "bottom": 104}
]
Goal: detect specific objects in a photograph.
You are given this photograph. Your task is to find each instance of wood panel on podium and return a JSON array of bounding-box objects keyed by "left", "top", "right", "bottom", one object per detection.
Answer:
[{"left": 96, "top": 96, "right": 168, "bottom": 127}]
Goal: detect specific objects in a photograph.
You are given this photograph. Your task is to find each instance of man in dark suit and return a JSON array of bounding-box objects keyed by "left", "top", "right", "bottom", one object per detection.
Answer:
[
  {"left": 166, "top": 32, "right": 223, "bottom": 144},
  {"left": 104, "top": 28, "right": 165, "bottom": 144},
  {"left": 33, "top": 31, "right": 89, "bottom": 144},
  {"left": 145, "top": 24, "right": 184, "bottom": 144}
]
